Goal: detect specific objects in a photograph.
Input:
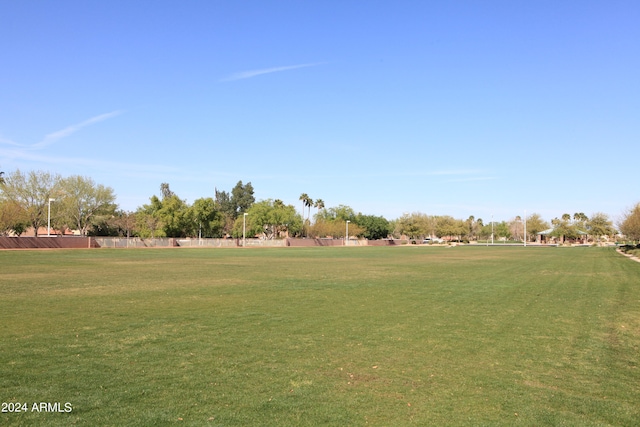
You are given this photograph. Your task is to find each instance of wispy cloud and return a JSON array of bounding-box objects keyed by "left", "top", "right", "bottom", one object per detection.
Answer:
[
  {"left": 33, "top": 110, "right": 124, "bottom": 149},
  {"left": 221, "top": 62, "right": 325, "bottom": 82},
  {"left": 444, "top": 176, "right": 498, "bottom": 183},
  {"left": 232, "top": 169, "right": 493, "bottom": 182},
  {"left": 0, "top": 136, "right": 22, "bottom": 147},
  {"left": 427, "top": 169, "right": 483, "bottom": 176},
  {"left": 0, "top": 145, "right": 181, "bottom": 177}
]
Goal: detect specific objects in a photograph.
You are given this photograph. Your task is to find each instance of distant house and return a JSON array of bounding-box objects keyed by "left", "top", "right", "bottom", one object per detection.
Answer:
[
  {"left": 537, "top": 228, "right": 587, "bottom": 244},
  {"left": 22, "top": 226, "right": 76, "bottom": 237}
]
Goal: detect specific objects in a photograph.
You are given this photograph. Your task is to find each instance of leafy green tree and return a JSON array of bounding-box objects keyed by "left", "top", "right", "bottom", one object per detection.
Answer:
[
  {"left": 215, "top": 188, "right": 235, "bottom": 235},
  {"left": 317, "top": 205, "right": 356, "bottom": 222},
  {"left": 0, "top": 199, "right": 29, "bottom": 236},
  {"left": 147, "top": 183, "right": 191, "bottom": 237},
  {"left": 525, "top": 213, "right": 550, "bottom": 241},
  {"left": 136, "top": 214, "right": 164, "bottom": 238},
  {"left": 551, "top": 216, "right": 580, "bottom": 242},
  {"left": 233, "top": 199, "right": 301, "bottom": 239},
  {"left": 312, "top": 218, "right": 363, "bottom": 239},
  {"left": 387, "top": 219, "right": 397, "bottom": 236},
  {"left": 466, "top": 215, "right": 479, "bottom": 240},
  {"left": 55, "top": 175, "right": 116, "bottom": 236},
  {"left": 435, "top": 216, "right": 467, "bottom": 241},
  {"left": 210, "top": 181, "right": 255, "bottom": 236},
  {"left": 136, "top": 195, "right": 165, "bottom": 238},
  {"left": 619, "top": 203, "right": 640, "bottom": 242},
  {"left": 136, "top": 188, "right": 193, "bottom": 238},
  {"left": 191, "top": 197, "right": 224, "bottom": 238},
  {"left": 309, "top": 204, "right": 367, "bottom": 239},
  {"left": 355, "top": 213, "right": 390, "bottom": 240},
  {"left": 393, "top": 212, "right": 435, "bottom": 240},
  {"left": 393, "top": 213, "right": 420, "bottom": 239},
  {"left": 493, "top": 221, "right": 511, "bottom": 242},
  {"left": 231, "top": 181, "right": 255, "bottom": 216},
  {"left": 0, "top": 169, "right": 61, "bottom": 236},
  {"left": 160, "top": 182, "right": 175, "bottom": 199},
  {"left": 108, "top": 210, "right": 137, "bottom": 238},
  {"left": 586, "top": 212, "right": 615, "bottom": 241},
  {"left": 157, "top": 194, "right": 192, "bottom": 237},
  {"left": 479, "top": 222, "right": 493, "bottom": 240},
  {"left": 475, "top": 218, "right": 490, "bottom": 240},
  {"left": 479, "top": 219, "right": 511, "bottom": 242}
]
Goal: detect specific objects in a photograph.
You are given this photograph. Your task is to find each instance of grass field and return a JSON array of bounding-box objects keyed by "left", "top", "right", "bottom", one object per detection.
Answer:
[{"left": 1, "top": 246, "right": 639, "bottom": 426}]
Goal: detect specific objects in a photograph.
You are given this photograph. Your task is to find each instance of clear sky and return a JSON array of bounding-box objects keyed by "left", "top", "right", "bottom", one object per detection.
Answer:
[{"left": 1, "top": 1, "right": 638, "bottom": 223}]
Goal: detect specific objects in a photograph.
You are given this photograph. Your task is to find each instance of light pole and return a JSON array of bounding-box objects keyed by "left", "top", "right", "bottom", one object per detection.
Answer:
[
  {"left": 491, "top": 214, "right": 494, "bottom": 245},
  {"left": 47, "top": 198, "right": 55, "bottom": 236},
  {"left": 345, "top": 220, "right": 350, "bottom": 246},
  {"left": 243, "top": 213, "right": 248, "bottom": 247},
  {"left": 524, "top": 210, "right": 527, "bottom": 247}
]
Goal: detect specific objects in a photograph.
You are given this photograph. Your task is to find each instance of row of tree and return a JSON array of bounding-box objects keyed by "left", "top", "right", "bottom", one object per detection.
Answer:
[
  {"left": 0, "top": 170, "right": 116, "bottom": 236},
  {"left": 124, "top": 181, "right": 257, "bottom": 238},
  {"left": 391, "top": 211, "right": 620, "bottom": 243},
  {"left": 1, "top": 168, "right": 640, "bottom": 242}
]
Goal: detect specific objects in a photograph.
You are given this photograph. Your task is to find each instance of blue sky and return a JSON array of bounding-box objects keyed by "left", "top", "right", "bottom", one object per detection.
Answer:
[{"left": 1, "top": 1, "right": 638, "bottom": 223}]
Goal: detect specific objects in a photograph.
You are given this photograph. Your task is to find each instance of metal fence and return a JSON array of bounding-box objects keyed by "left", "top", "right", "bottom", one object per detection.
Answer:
[
  {"left": 93, "top": 237, "right": 173, "bottom": 248},
  {"left": 177, "top": 238, "right": 286, "bottom": 248}
]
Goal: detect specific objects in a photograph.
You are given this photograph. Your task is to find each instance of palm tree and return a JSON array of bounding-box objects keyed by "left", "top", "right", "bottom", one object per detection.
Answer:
[
  {"left": 299, "top": 193, "right": 308, "bottom": 220},
  {"left": 573, "top": 212, "right": 588, "bottom": 229},
  {"left": 305, "top": 197, "right": 314, "bottom": 226},
  {"left": 314, "top": 199, "right": 325, "bottom": 218},
  {"left": 299, "top": 193, "right": 310, "bottom": 236}
]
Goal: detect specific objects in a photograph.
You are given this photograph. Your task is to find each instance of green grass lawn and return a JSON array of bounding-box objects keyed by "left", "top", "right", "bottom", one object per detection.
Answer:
[{"left": 1, "top": 246, "right": 639, "bottom": 426}]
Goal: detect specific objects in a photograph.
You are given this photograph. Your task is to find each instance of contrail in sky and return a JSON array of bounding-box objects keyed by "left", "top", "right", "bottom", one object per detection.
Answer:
[
  {"left": 221, "top": 62, "right": 324, "bottom": 82},
  {"left": 33, "top": 110, "right": 124, "bottom": 149}
]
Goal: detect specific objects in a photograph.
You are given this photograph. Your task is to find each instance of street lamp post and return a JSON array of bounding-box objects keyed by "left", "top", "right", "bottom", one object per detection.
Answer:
[
  {"left": 345, "top": 220, "right": 350, "bottom": 246},
  {"left": 243, "top": 213, "right": 248, "bottom": 248},
  {"left": 524, "top": 210, "right": 527, "bottom": 247},
  {"left": 491, "top": 214, "right": 494, "bottom": 245},
  {"left": 47, "top": 198, "right": 55, "bottom": 236}
]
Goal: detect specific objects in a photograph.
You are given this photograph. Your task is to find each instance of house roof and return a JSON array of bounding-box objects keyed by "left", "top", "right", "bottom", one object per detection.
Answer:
[
  {"left": 537, "top": 227, "right": 587, "bottom": 235},
  {"left": 537, "top": 228, "right": 555, "bottom": 235}
]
